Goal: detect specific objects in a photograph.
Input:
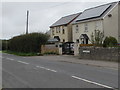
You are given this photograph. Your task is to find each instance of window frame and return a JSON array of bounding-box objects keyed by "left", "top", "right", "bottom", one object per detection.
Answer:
[
  {"left": 76, "top": 24, "right": 79, "bottom": 33},
  {"left": 62, "top": 28, "right": 65, "bottom": 34},
  {"left": 84, "top": 23, "right": 88, "bottom": 32}
]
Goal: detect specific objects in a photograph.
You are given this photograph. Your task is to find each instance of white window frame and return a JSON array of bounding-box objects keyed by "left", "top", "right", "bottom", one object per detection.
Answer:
[
  {"left": 76, "top": 25, "right": 79, "bottom": 33},
  {"left": 84, "top": 23, "right": 88, "bottom": 32},
  {"left": 62, "top": 28, "right": 65, "bottom": 34},
  {"left": 52, "top": 28, "right": 54, "bottom": 35},
  {"left": 95, "top": 21, "right": 99, "bottom": 30}
]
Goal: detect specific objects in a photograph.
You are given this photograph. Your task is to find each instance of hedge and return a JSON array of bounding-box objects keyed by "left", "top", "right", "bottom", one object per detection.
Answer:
[
  {"left": 103, "top": 36, "right": 118, "bottom": 47},
  {"left": 8, "top": 33, "right": 49, "bottom": 53}
]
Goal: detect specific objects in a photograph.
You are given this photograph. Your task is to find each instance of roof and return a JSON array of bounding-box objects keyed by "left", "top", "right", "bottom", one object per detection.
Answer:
[
  {"left": 50, "top": 13, "right": 81, "bottom": 27},
  {"left": 80, "top": 34, "right": 89, "bottom": 39},
  {"left": 48, "top": 38, "right": 59, "bottom": 42},
  {"left": 73, "top": 2, "right": 118, "bottom": 24}
]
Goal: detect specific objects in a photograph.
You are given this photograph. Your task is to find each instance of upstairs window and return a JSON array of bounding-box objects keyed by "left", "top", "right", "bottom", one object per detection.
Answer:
[
  {"left": 58, "top": 27, "right": 60, "bottom": 33},
  {"left": 84, "top": 23, "right": 88, "bottom": 32},
  {"left": 63, "top": 29, "right": 65, "bottom": 34},
  {"left": 52, "top": 28, "right": 54, "bottom": 35},
  {"left": 76, "top": 25, "right": 79, "bottom": 33},
  {"left": 95, "top": 21, "right": 99, "bottom": 30},
  {"left": 56, "top": 27, "right": 58, "bottom": 33},
  {"left": 56, "top": 27, "right": 60, "bottom": 33}
]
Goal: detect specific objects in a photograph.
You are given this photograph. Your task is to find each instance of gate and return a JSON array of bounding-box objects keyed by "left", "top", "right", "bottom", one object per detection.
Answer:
[{"left": 62, "top": 42, "right": 74, "bottom": 55}]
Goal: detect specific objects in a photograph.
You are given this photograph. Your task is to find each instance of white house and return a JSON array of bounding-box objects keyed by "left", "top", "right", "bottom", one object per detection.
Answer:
[
  {"left": 72, "top": 1, "right": 120, "bottom": 44},
  {"left": 50, "top": 13, "right": 81, "bottom": 43}
]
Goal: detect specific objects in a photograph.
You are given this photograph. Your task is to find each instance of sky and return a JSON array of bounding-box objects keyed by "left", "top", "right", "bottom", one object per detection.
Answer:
[{"left": 1, "top": 0, "right": 119, "bottom": 39}]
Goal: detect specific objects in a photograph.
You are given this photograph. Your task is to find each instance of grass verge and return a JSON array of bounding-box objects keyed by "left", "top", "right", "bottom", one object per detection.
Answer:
[{"left": 2, "top": 50, "right": 43, "bottom": 56}]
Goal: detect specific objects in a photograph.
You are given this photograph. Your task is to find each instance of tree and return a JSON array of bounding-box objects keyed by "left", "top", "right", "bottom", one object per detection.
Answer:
[{"left": 91, "top": 30, "right": 104, "bottom": 46}]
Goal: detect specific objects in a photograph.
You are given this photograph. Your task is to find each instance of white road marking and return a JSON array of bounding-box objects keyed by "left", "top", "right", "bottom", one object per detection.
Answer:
[
  {"left": 6, "top": 58, "right": 14, "bottom": 61},
  {"left": 17, "top": 61, "right": 29, "bottom": 65},
  {"left": 36, "top": 65, "right": 57, "bottom": 72},
  {"left": 71, "top": 75, "right": 114, "bottom": 89}
]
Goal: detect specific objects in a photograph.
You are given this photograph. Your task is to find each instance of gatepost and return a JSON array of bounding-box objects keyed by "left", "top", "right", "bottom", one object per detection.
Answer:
[
  {"left": 58, "top": 43, "right": 62, "bottom": 55},
  {"left": 74, "top": 42, "right": 79, "bottom": 56}
]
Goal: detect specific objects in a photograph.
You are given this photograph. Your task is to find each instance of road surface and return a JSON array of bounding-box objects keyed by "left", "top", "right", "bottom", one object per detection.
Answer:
[{"left": 1, "top": 53, "right": 118, "bottom": 89}]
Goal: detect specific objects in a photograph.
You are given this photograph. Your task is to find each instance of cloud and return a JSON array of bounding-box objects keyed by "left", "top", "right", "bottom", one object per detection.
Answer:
[{"left": 1, "top": 1, "right": 114, "bottom": 39}]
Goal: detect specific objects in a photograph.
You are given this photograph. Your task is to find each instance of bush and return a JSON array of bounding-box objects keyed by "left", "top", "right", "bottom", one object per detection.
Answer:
[
  {"left": 91, "top": 30, "right": 104, "bottom": 46},
  {"left": 103, "top": 36, "right": 118, "bottom": 47},
  {"left": 1, "top": 40, "right": 9, "bottom": 50},
  {"left": 8, "top": 33, "right": 49, "bottom": 53}
]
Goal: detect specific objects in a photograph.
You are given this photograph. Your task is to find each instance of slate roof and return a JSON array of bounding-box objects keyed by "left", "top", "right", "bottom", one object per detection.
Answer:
[
  {"left": 73, "top": 2, "right": 118, "bottom": 24},
  {"left": 80, "top": 34, "right": 89, "bottom": 39},
  {"left": 50, "top": 13, "right": 81, "bottom": 27},
  {"left": 48, "top": 38, "right": 59, "bottom": 42}
]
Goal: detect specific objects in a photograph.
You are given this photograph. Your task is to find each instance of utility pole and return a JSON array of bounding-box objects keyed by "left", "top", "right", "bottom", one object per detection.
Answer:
[{"left": 26, "top": 10, "right": 29, "bottom": 34}]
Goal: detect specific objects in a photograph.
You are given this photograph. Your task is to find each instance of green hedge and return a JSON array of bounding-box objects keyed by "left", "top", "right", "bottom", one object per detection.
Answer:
[
  {"left": 9, "top": 33, "right": 49, "bottom": 53},
  {"left": 1, "top": 40, "right": 9, "bottom": 50},
  {"left": 103, "top": 36, "right": 118, "bottom": 47}
]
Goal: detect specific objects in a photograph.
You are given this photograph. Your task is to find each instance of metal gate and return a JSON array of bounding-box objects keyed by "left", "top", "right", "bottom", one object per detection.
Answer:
[{"left": 62, "top": 42, "right": 74, "bottom": 55}]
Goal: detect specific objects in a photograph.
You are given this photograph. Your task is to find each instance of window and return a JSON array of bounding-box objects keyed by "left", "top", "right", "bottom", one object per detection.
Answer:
[
  {"left": 56, "top": 27, "right": 58, "bottom": 33},
  {"left": 52, "top": 28, "right": 54, "bottom": 35},
  {"left": 63, "top": 39, "right": 65, "bottom": 42},
  {"left": 76, "top": 25, "right": 79, "bottom": 33},
  {"left": 95, "top": 21, "right": 99, "bottom": 30},
  {"left": 84, "top": 23, "right": 88, "bottom": 32},
  {"left": 59, "top": 27, "right": 61, "bottom": 33},
  {"left": 63, "top": 29, "right": 65, "bottom": 34},
  {"left": 56, "top": 27, "right": 60, "bottom": 33}
]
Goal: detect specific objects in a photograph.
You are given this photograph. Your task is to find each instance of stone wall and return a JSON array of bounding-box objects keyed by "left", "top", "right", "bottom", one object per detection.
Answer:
[
  {"left": 41, "top": 44, "right": 59, "bottom": 54},
  {"left": 79, "top": 47, "right": 119, "bottom": 62},
  {"left": 41, "top": 43, "right": 62, "bottom": 55}
]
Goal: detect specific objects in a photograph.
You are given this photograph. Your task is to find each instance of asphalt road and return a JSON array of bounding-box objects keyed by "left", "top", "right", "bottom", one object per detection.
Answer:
[{"left": 1, "top": 53, "right": 118, "bottom": 89}]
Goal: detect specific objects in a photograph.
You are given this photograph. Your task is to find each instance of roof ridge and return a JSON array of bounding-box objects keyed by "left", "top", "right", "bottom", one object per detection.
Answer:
[{"left": 84, "top": 1, "right": 117, "bottom": 12}]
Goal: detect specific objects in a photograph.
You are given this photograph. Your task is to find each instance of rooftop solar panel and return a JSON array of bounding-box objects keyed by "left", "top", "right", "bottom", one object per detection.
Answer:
[
  {"left": 76, "top": 4, "right": 111, "bottom": 21},
  {"left": 50, "top": 13, "right": 81, "bottom": 27}
]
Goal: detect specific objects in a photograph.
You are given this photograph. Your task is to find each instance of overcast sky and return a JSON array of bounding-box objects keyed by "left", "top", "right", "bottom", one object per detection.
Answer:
[{"left": 1, "top": 0, "right": 118, "bottom": 39}]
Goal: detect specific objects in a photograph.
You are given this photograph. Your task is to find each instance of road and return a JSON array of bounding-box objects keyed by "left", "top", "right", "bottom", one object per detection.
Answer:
[{"left": 1, "top": 53, "right": 118, "bottom": 89}]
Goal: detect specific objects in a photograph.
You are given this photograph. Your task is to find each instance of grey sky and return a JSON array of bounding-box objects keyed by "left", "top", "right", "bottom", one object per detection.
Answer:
[{"left": 1, "top": 0, "right": 118, "bottom": 39}]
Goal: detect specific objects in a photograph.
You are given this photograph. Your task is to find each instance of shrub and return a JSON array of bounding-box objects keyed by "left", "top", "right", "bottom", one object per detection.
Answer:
[
  {"left": 91, "top": 30, "right": 104, "bottom": 46},
  {"left": 1, "top": 40, "right": 9, "bottom": 50},
  {"left": 103, "top": 36, "right": 118, "bottom": 47},
  {"left": 8, "top": 33, "right": 49, "bottom": 53}
]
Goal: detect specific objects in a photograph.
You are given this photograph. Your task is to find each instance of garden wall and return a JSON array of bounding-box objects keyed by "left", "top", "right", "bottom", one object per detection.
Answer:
[
  {"left": 41, "top": 44, "right": 59, "bottom": 54},
  {"left": 79, "top": 47, "right": 119, "bottom": 62}
]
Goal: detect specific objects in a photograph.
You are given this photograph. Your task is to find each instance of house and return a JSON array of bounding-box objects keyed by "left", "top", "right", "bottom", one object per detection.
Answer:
[
  {"left": 72, "top": 1, "right": 120, "bottom": 44},
  {"left": 50, "top": 13, "right": 81, "bottom": 43}
]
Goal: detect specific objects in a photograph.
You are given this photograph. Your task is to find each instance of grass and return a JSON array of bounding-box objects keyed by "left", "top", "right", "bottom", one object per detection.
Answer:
[
  {"left": 43, "top": 51, "right": 59, "bottom": 55},
  {"left": 2, "top": 50, "right": 43, "bottom": 56}
]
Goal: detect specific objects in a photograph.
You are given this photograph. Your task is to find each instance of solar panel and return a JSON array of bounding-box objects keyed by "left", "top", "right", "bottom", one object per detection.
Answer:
[
  {"left": 76, "top": 4, "right": 111, "bottom": 21},
  {"left": 51, "top": 13, "right": 80, "bottom": 27}
]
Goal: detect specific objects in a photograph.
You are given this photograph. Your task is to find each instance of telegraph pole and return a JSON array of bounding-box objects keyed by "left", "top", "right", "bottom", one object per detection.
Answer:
[{"left": 26, "top": 10, "right": 29, "bottom": 34}]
